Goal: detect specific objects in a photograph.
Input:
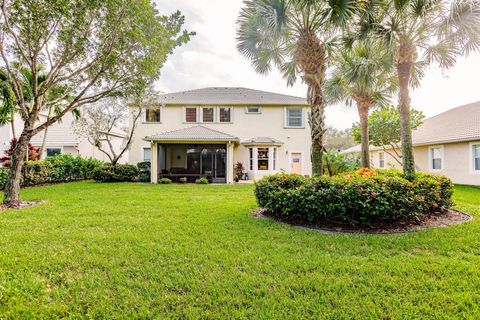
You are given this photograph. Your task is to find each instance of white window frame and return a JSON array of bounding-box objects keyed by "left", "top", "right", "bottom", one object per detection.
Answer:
[
  {"left": 143, "top": 108, "right": 161, "bottom": 123},
  {"left": 284, "top": 107, "right": 305, "bottom": 128},
  {"left": 428, "top": 145, "right": 444, "bottom": 172},
  {"left": 378, "top": 151, "right": 385, "bottom": 168},
  {"left": 245, "top": 106, "right": 262, "bottom": 114},
  {"left": 45, "top": 147, "right": 63, "bottom": 158},
  {"left": 183, "top": 106, "right": 199, "bottom": 123},
  {"left": 470, "top": 142, "right": 480, "bottom": 174},
  {"left": 218, "top": 106, "right": 233, "bottom": 123},
  {"left": 201, "top": 107, "right": 215, "bottom": 123},
  {"left": 143, "top": 147, "right": 152, "bottom": 162}
]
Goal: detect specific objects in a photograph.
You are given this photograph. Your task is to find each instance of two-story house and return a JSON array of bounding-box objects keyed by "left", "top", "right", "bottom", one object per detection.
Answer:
[{"left": 129, "top": 87, "right": 312, "bottom": 183}]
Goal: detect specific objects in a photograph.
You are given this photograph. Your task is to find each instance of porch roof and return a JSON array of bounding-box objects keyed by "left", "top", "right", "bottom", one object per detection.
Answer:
[
  {"left": 144, "top": 125, "right": 239, "bottom": 142},
  {"left": 241, "top": 137, "right": 284, "bottom": 146}
]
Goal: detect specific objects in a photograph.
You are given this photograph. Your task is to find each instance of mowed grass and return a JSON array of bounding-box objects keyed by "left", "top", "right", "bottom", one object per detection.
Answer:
[{"left": 1, "top": 182, "right": 480, "bottom": 319}]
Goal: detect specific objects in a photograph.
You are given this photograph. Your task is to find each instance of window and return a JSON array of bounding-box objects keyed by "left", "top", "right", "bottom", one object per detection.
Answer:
[
  {"left": 257, "top": 148, "right": 269, "bottom": 170},
  {"left": 246, "top": 106, "right": 261, "bottom": 114},
  {"left": 273, "top": 148, "right": 277, "bottom": 170},
  {"left": 46, "top": 147, "right": 62, "bottom": 158},
  {"left": 378, "top": 152, "right": 385, "bottom": 168},
  {"left": 143, "top": 148, "right": 151, "bottom": 162},
  {"left": 430, "top": 147, "right": 442, "bottom": 170},
  {"left": 219, "top": 107, "right": 231, "bottom": 122},
  {"left": 145, "top": 108, "right": 160, "bottom": 123},
  {"left": 249, "top": 148, "right": 253, "bottom": 170},
  {"left": 473, "top": 144, "right": 480, "bottom": 172},
  {"left": 285, "top": 107, "right": 304, "bottom": 128},
  {"left": 202, "top": 107, "right": 214, "bottom": 123},
  {"left": 185, "top": 107, "right": 197, "bottom": 123}
]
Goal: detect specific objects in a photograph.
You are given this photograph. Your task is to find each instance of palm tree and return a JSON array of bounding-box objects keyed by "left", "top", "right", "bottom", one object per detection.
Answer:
[
  {"left": 0, "top": 69, "right": 16, "bottom": 137},
  {"left": 361, "top": 0, "right": 480, "bottom": 175},
  {"left": 324, "top": 40, "right": 397, "bottom": 168},
  {"left": 236, "top": 0, "right": 359, "bottom": 176}
]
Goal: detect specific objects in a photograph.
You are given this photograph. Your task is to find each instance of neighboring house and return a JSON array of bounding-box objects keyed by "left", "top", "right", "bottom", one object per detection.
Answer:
[
  {"left": 129, "top": 87, "right": 312, "bottom": 183},
  {"left": 0, "top": 111, "right": 127, "bottom": 163},
  {"left": 344, "top": 101, "right": 480, "bottom": 185}
]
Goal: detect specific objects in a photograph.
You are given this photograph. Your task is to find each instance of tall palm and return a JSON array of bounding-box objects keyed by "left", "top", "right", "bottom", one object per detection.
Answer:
[
  {"left": 0, "top": 69, "right": 16, "bottom": 137},
  {"left": 324, "top": 40, "right": 397, "bottom": 168},
  {"left": 236, "top": 0, "right": 359, "bottom": 176},
  {"left": 362, "top": 0, "right": 480, "bottom": 175}
]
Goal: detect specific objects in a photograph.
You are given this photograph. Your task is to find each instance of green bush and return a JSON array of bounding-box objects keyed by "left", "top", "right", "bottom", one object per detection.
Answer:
[
  {"left": 92, "top": 164, "right": 139, "bottom": 182},
  {"left": 195, "top": 177, "right": 209, "bottom": 184},
  {"left": 158, "top": 178, "right": 172, "bottom": 184},
  {"left": 0, "top": 168, "right": 8, "bottom": 189},
  {"left": 323, "top": 150, "right": 360, "bottom": 176},
  {"left": 179, "top": 177, "right": 187, "bottom": 183},
  {"left": 137, "top": 161, "right": 151, "bottom": 183},
  {"left": 255, "top": 169, "right": 454, "bottom": 226}
]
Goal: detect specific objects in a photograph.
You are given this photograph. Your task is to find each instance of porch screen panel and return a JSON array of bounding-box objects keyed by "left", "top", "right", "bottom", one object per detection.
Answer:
[{"left": 187, "top": 148, "right": 201, "bottom": 173}]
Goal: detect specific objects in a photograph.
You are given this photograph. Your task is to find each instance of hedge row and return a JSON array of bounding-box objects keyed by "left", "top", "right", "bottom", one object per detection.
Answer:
[{"left": 255, "top": 169, "right": 453, "bottom": 226}]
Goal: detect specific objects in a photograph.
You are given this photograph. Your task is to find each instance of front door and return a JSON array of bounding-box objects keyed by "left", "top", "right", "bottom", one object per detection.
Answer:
[{"left": 291, "top": 153, "right": 302, "bottom": 174}]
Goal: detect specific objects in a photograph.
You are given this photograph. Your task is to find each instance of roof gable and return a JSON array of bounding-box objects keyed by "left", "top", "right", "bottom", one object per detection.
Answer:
[{"left": 144, "top": 125, "right": 239, "bottom": 142}]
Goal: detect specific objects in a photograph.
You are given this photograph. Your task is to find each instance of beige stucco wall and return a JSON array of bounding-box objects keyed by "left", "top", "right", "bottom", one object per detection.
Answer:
[
  {"left": 371, "top": 141, "right": 480, "bottom": 185},
  {"left": 129, "top": 104, "right": 312, "bottom": 181}
]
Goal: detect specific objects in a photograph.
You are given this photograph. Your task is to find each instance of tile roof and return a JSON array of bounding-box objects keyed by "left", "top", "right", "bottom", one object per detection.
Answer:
[
  {"left": 156, "top": 87, "right": 308, "bottom": 106},
  {"left": 241, "top": 137, "right": 284, "bottom": 145},
  {"left": 343, "top": 101, "right": 480, "bottom": 153},
  {"left": 144, "top": 125, "right": 239, "bottom": 142}
]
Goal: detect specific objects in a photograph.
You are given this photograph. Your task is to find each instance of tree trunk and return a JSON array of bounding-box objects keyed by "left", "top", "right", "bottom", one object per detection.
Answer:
[
  {"left": 3, "top": 130, "right": 32, "bottom": 206},
  {"left": 357, "top": 102, "right": 370, "bottom": 168},
  {"left": 11, "top": 109, "right": 16, "bottom": 139},
  {"left": 397, "top": 61, "right": 415, "bottom": 176},
  {"left": 309, "top": 83, "right": 326, "bottom": 176}
]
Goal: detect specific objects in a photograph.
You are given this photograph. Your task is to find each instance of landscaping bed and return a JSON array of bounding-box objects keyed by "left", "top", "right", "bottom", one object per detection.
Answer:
[{"left": 255, "top": 169, "right": 455, "bottom": 231}]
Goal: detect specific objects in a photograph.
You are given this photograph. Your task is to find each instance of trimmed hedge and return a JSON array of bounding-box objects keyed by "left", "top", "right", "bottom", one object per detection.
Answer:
[
  {"left": 137, "top": 161, "right": 151, "bottom": 183},
  {"left": 255, "top": 169, "right": 453, "bottom": 226},
  {"left": 0, "top": 168, "right": 7, "bottom": 189},
  {"left": 92, "top": 164, "right": 139, "bottom": 182}
]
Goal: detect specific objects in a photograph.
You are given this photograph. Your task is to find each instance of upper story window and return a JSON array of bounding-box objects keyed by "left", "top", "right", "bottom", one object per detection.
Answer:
[
  {"left": 246, "top": 106, "right": 262, "bottom": 114},
  {"left": 202, "top": 107, "right": 214, "bottom": 123},
  {"left": 473, "top": 144, "right": 480, "bottom": 172},
  {"left": 219, "top": 107, "right": 231, "bottom": 122},
  {"left": 285, "top": 107, "right": 304, "bottom": 128},
  {"left": 185, "top": 107, "right": 197, "bottom": 123},
  {"left": 430, "top": 146, "right": 443, "bottom": 171},
  {"left": 145, "top": 108, "right": 160, "bottom": 123},
  {"left": 378, "top": 152, "right": 385, "bottom": 168}
]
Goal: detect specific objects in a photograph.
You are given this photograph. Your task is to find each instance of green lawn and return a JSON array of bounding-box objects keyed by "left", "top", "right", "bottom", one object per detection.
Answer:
[{"left": 1, "top": 182, "right": 480, "bottom": 319}]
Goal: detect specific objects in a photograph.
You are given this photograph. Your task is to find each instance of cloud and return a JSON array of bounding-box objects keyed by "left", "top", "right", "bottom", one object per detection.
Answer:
[{"left": 155, "top": 0, "right": 480, "bottom": 129}]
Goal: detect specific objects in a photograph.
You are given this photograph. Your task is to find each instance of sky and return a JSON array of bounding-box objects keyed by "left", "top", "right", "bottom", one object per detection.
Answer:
[{"left": 155, "top": 0, "right": 480, "bottom": 129}]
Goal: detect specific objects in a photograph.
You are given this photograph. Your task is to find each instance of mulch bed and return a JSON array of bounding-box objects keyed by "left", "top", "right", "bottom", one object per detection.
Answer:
[
  {"left": 253, "top": 208, "right": 473, "bottom": 234},
  {"left": 0, "top": 200, "right": 46, "bottom": 211}
]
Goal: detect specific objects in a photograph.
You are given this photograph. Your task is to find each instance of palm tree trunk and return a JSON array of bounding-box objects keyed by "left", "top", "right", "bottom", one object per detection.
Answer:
[
  {"left": 357, "top": 102, "right": 370, "bottom": 168},
  {"left": 3, "top": 129, "right": 32, "bottom": 206},
  {"left": 397, "top": 61, "right": 415, "bottom": 176},
  {"left": 308, "top": 80, "right": 326, "bottom": 176}
]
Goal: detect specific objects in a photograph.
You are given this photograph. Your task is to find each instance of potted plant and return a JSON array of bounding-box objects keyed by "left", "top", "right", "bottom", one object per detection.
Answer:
[{"left": 233, "top": 161, "right": 245, "bottom": 183}]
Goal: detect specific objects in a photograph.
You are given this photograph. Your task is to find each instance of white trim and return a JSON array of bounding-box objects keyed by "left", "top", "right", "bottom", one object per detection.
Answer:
[
  {"left": 284, "top": 107, "right": 305, "bottom": 128},
  {"left": 289, "top": 151, "right": 303, "bottom": 175},
  {"left": 428, "top": 145, "right": 444, "bottom": 172},
  {"left": 245, "top": 106, "right": 262, "bottom": 114},
  {"left": 469, "top": 141, "right": 480, "bottom": 174}
]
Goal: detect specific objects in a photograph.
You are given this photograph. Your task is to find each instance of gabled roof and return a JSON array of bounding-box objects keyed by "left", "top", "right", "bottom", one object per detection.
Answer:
[
  {"left": 241, "top": 137, "right": 284, "bottom": 146},
  {"left": 144, "top": 125, "right": 239, "bottom": 142},
  {"left": 412, "top": 101, "right": 480, "bottom": 145},
  {"left": 156, "top": 87, "right": 308, "bottom": 106}
]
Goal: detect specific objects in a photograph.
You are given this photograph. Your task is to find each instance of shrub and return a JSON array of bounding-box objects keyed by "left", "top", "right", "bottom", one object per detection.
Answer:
[
  {"left": 179, "top": 177, "right": 187, "bottom": 183},
  {"left": 158, "top": 178, "right": 172, "bottom": 184},
  {"left": 255, "top": 170, "right": 453, "bottom": 226},
  {"left": 137, "top": 161, "right": 151, "bottom": 183},
  {"left": 195, "top": 177, "right": 209, "bottom": 184},
  {"left": 92, "top": 164, "right": 138, "bottom": 182},
  {"left": 322, "top": 150, "right": 360, "bottom": 176},
  {"left": 0, "top": 168, "right": 8, "bottom": 190}
]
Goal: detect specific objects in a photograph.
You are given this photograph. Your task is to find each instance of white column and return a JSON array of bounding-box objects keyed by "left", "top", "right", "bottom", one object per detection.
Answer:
[
  {"left": 226, "top": 142, "right": 234, "bottom": 183},
  {"left": 151, "top": 142, "right": 158, "bottom": 184}
]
